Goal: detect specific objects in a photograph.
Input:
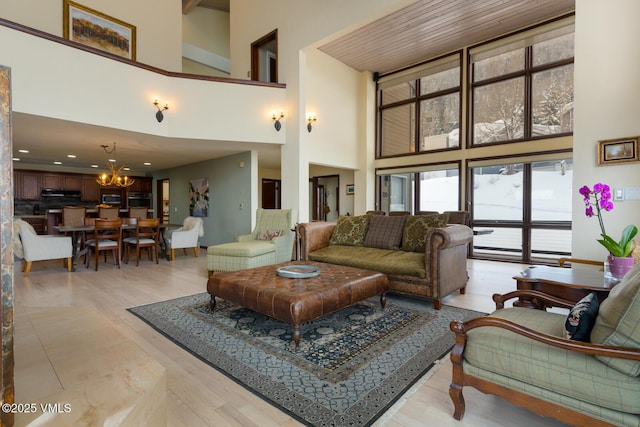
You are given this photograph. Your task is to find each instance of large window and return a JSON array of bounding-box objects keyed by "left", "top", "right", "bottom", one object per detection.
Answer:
[
  {"left": 378, "top": 54, "right": 461, "bottom": 157},
  {"left": 469, "top": 19, "right": 574, "bottom": 146},
  {"left": 470, "top": 158, "right": 573, "bottom": 262},
  {"left": 376, "top": 165, "right": 460, "bottom": 214}
]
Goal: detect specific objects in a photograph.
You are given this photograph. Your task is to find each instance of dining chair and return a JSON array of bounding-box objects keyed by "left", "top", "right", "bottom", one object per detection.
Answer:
[
  {"left": 123, "top": 218, "right": 161, "bottom": 266},
  {"left": 128, "top": 207, "right": 148, "bottom": 220},
  {"left": 62, "top": 206, "right": 87, "bottom": 226},
  {"left": 61, "top": 206, "right": 87, "bottom": 248},
  {"left": 85, "top": 219, "right": 122, "bottom": 271},
  {"left": 98, "top": 206, "right": 120, "bottom": 219}
]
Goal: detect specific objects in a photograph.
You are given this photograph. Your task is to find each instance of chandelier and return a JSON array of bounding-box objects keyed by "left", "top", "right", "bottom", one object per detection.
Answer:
[{"left": 96, "top": 142, "right": 135, "bottom": 188}]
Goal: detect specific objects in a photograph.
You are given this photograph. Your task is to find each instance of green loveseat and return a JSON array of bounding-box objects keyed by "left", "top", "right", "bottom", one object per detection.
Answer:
[
  {"left": 449, "top": 263, "right": 640, "bottom": 426},
  {"left": 297, "top": 212, "right": 473, "bottom": 309}
]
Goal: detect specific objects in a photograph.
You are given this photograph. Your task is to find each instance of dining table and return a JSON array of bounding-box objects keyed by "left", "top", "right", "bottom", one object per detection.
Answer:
[{"left": 52, "top": 222, "right": 183, "bottom": 270}]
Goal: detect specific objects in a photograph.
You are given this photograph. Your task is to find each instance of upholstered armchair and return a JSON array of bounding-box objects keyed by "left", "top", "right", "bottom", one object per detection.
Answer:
[
  {"left": 449, "top": 263, "right": 640, "bottom": 426},
  {"left": 15, "top": 219, "right": 72, "bottom": 276},
  {"left": 207, "top": 208, "right": 297, "bottom": 276},
  {"left": 165, "top": 216, "right": 204, "bottom": 260}
]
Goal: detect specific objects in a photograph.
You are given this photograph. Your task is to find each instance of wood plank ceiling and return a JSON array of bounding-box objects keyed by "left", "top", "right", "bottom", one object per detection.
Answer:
[{"left": 318, "top": 0, "right": 575, "bottom": 75}]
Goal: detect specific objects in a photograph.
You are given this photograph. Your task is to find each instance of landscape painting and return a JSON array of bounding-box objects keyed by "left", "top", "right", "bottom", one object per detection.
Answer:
[{"left": 63, "top": 0, "right": 136, "bottom": 60}]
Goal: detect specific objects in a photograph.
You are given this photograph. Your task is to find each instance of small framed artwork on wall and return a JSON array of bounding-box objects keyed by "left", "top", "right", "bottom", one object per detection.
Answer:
[
  {"left": 597, "top": 137, "right": 638, "bottom": 166},
  {"left": 346, "top": 184, "right": 354, "bottom": 195}
]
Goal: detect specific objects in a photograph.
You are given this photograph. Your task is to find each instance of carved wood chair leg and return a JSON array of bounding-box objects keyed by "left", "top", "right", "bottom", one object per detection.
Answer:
[
  {"left": 449, "top": 383, "right": 466, "bottom": 420},
  {"left": 433, "top": 298, "right": 442, "bottom": 310}
]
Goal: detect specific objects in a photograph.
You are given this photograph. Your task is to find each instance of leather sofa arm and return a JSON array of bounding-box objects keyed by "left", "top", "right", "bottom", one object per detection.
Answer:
[
  {"left": 297, "top": 222, "right": 336, "bottom": 260},
  {"left": 425, "top": 224, "right": 473, "bottom": 256}
]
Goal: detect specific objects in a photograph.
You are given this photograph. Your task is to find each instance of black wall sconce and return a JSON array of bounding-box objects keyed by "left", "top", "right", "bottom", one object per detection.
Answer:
[
  {"left": 272, "top": 111, "right": 284, "bottom": 131},
  {"left": 154, "top": 98, "right": 169, "bottom": 122},
  {"left": 306, "top": 113, "right": 317, "bottom": 133}
]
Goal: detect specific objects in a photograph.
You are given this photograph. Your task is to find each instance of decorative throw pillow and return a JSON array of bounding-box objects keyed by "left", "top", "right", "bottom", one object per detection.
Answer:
[
  {"left": 564, "top": 292, "right": 599, "bottom": 341},
  {"left": 257, "top": 229, "right": 284, "bottom": 241},
  {"left": 329, "top": 215, "right": 370, "bottom": 246},
  {"left": 363, "top": 214, "right": 407, "bottom": 249},
  {"left": 401, "top": 213, "right": 450, "bottom": 252},
  {"left": 590, "top": 262, "right": 640, "bottom": 375}
]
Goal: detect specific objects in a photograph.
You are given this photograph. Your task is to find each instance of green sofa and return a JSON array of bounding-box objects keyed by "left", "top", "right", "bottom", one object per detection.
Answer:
[
  {"left": 449, "top": 263, "right": 640, "bottom": 426},
  {"left": 297, "top": 212, "right": 473, "bottom": 309}
]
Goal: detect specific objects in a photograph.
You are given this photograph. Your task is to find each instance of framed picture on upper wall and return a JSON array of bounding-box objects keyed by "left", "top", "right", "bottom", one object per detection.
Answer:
[
  {"left": 597, "top": 137, "right": 638, "bottom": 166},
  {"left": 346, "top": 184, "right": 354, "bottom": 195},
  {"left": 63, "top": 0, "right": 136, "bottom": 60}
]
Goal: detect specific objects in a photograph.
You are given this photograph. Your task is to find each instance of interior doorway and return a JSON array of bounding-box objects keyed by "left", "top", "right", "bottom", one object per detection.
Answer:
[
  {"left": 310, "top": 175, "right": 339, "bottom": 221},
  {"left": 251, "top": 29, "right": 278, "bottom": 83},
  {"left": 262, "top": 178, "right": 281, "bottom": 209},
  {"left": 157, "top": 179, "right": 170, "bottom": 223}
]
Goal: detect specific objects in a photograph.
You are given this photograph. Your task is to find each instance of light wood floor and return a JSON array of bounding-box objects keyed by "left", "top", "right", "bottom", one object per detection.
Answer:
[{"left": 13, "top": 255, "right": 569, "bottom": 427}]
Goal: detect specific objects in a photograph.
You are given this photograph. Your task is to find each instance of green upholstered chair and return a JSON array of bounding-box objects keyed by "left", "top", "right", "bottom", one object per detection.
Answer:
[
  {"left": 207, "top": 208, "right": 297, "bottom": 276},
  {"left": 449, "top": 262, "right": 640, "bottom": 427}
]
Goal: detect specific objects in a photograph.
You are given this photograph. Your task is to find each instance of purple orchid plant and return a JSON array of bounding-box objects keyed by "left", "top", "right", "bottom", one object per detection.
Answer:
[{"left": 579, "top": 183, "right": 638, "bottom": 257}]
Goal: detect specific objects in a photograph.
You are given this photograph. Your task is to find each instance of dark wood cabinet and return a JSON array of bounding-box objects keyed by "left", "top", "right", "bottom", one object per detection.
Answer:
[
  {"left": 42, "top": 174, "right": 61, "bottom": 189},
  {"left": 20, "top": 216, "right": 46, "bottom": 234},
  {"left": 127, "top": 177, "right": 153, "bottom": 193},
  {"left": 81, "top": 177, "right": 100, "bottom": 202},
  {"left": 20, "top": 171, "right": 42, "bottom": 200},
  {"left": 63, "top": 175, "right": 82, "bottom": 190},
  {"left": 14, "top": 170, "right": 152, "bottom": 202}
]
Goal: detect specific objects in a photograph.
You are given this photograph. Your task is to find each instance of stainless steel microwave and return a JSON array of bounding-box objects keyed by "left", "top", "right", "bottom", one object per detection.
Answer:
[{"left": 101, "top": 194, "right": 122, "bottom": 205}]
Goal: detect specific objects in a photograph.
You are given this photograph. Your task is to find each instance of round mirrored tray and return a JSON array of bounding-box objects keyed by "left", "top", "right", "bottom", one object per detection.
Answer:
[{"left": 276, "top": 264, "right": 321, "bottom": 279}]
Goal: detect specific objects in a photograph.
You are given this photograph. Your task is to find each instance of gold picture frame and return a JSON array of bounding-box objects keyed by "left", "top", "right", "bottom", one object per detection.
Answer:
[
  {"left": 597, "top": 137, "right": 638, "bottom": 166},
  {"left": 63, "top": 0, "right": 136, "bottom": 60}
]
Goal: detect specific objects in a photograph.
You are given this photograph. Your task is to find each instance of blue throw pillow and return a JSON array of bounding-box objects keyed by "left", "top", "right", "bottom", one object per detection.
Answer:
[{"left": 564, "top": 292, "right": 599, "bottom": 342}]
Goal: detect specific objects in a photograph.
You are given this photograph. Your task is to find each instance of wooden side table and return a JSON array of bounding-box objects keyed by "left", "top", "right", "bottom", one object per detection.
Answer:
[{"left": 513, "top": 265, "right": 618, "bottom": 309}]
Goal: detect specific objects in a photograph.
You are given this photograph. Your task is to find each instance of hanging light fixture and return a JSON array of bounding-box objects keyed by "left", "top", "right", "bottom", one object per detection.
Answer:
[{"left": 96, "top": 142, "right": 135, "bottom": 187}]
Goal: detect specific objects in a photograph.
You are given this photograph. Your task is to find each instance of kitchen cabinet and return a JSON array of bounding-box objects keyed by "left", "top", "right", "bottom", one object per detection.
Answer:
[
  {"left": 19, "top": 171, "right": 42, "bottom": 200},
  {"left": 19, "top": 216, "right": 46, "bottom": 234},
  {"left": 128, "top": 177, "right": 153, "bottom": 193},
  {"left": 63, "top": 175, "right": 81, "bottom": 190},
  {"left": 81, "top": 177, "right": 100, "bottom": 202},
  {"left": 42, "top": 174, "right": 61, "bottom": 189}
]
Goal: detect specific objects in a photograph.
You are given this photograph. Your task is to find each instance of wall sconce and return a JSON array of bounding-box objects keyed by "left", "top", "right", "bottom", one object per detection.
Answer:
[
  {"left": 272, "top": 111, "right": 284, "bottom": 131},
  {"left": 307, "top": 113, "right": 317, "bottom": 133},
  {"left": 153, "top": 98, "right": 169, "bottom": 122}
]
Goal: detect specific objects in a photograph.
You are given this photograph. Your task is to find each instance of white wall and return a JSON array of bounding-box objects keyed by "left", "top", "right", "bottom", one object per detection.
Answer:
[
  {"left": 572, "top": 0, "right": 640, "bottom": 260},
  {"left": 0, "top": 26, "right": 285, "bottom": 146},
  {"left": 182, "top": 8, "right": 230, "bottom": 77},
  {"left": 0, "top": 0, "right": 182, "bottom": 71}
]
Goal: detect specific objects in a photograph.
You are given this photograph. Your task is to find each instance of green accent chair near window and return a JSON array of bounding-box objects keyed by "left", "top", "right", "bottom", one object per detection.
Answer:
[{"left": 207, "top": 208, "right": 297, "bottom": 276}]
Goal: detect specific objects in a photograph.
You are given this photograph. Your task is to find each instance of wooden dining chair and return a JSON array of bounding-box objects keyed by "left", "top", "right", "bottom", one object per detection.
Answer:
[
  {"left": 123, "top": 218, "right": 161, "bottom": 266},
  {"left": 85, "top": 219, "right": 122, "bottom": 271},
  {"left": 128, "top": 207, "right": 148, "bottom": 220},
  {"left": 98, "top": 206, "right": 120, "bottom": 219},
  {"left": 62, "top": 206, "right": 86, "bottom": 226}
]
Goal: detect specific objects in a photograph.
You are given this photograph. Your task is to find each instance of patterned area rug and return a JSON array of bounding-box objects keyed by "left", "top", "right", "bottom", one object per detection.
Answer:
[{"left": 128, "top": 293, "right": 483, "bottom": 426}]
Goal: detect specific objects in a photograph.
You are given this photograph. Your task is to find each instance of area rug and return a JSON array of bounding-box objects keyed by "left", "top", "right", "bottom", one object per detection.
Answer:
[{"left": 127, "top": 293, "right": 483, "bottom": 426}]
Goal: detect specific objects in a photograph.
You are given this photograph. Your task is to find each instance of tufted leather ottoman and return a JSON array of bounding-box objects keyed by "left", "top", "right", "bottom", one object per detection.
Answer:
[{"left": 207, "top": 261, "right": 389, "bottom": 347}]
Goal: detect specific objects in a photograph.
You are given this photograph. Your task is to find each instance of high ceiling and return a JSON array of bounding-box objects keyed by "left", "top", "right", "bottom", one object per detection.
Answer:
[{"left": 13, "top": 0, "right": 574, "bottom": 174}]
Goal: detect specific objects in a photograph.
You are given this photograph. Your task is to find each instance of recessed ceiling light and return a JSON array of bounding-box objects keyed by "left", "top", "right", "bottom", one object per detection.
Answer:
[
  {"left": 53, "top": 161, "right": 62, "bottom": 165},
  {"left": 12, "top": 157, "right": 20, "bottom": 161},
  {"left": 67, "top": 154, "right": 77, "bottom": 158},
  {"left": 18, "top": 149, "right": 29, "bottom": 153},
  {"left": 144, "top": 162, "right": 151, "bottom": 166},
  {"left": 123, "top": 167, "right": 131, "bottom": 171},
  {"left": 91, "top": 164, "right": 99, "bottom": 168},
  {"left": 109, "top": 159, "right": 116, "bottom": 163}
]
